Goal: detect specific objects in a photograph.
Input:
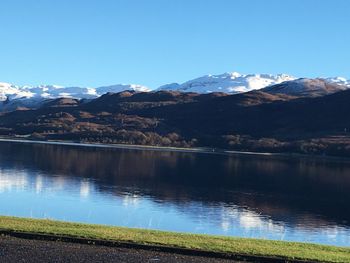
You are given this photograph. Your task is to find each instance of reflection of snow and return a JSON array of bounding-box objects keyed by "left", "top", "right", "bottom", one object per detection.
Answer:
[
  {"left": 0, "top": 169, "right": 86, "bottom": 195},
  {"left": 239, "top": 210, "right": 285, "bottom": 232},
  {"left": 35, "top": 176, "right": 43, "bottom": 193},
  {"left": 80, "top": 180, "right": 90, "bottom": 198},
  {"left": 0, "top": 170, "right": 28, "bottom": 192},
  {"left": 239, "top": 211, "right": 263, "bottom": 229},
  {"left": 122, "top": 194, "right": 140, "bottom": 207},
  {"left": 216, "top": 206, "right": 285, "bottom": 235}
]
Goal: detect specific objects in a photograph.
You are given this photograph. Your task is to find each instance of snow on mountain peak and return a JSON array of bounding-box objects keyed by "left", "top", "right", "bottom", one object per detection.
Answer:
[
  {"left": 325, "top": 77, "right": 350, "bottom": 86},
  {"left": 0, "top": 72, "right": 349, "bottom": 111},
  {"left": 157, "top": 72, "right": 296, "bottom": 94},
  {"left": 0, "top": 83, "right": 150, "bottom": 102},
  {"left": 96, "top": 84, "right": 150, "bottom": 94}
]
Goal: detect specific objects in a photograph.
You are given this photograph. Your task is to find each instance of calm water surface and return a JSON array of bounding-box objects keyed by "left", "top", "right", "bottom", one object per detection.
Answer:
[{"left": 0, "top": 141, "right": 349, "bottom": 246}]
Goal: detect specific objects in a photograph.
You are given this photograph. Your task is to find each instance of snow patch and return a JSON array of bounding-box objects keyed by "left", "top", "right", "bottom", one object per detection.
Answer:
[{"left": 157, "top": 72, "right": 296, "bottom": 94}]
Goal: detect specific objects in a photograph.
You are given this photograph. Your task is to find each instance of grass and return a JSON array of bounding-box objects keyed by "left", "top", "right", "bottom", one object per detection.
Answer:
[{"left": 0, "top": 216, "right": 349, "bottom": 262}]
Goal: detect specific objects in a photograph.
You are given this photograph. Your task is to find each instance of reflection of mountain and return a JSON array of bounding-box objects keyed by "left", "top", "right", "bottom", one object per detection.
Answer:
[{"left": 0, "top": 141, "right": 349, "bottom": 229}]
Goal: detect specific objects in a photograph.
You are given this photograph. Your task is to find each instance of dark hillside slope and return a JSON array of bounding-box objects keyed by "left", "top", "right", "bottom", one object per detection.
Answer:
[{"left": 0, "top": 89, "right": 349, "bottom": 156}]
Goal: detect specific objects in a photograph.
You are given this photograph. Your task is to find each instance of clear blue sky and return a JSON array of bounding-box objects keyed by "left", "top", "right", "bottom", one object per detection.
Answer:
[{"left": 0, "top": 0, "right": 349, "bottom": 88}]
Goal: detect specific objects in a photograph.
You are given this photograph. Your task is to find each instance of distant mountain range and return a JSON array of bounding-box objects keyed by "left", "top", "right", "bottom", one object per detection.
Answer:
[
  {"left": 1, "top": 75, "right": 350, "bottom": 157},
  {"left": 0, "top": 82, "right": 150, "bottom": 111},
  {"left": 1, "top": 72, "right": 349, "bottom": 111},
  {"left": 157, "top": 72, "right": 296, "bottom": 93}
]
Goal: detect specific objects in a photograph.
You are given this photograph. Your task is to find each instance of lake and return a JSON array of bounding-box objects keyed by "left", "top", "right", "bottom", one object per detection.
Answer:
[{"left": 0, "top": 140, "right": 349, "bottom": 247}]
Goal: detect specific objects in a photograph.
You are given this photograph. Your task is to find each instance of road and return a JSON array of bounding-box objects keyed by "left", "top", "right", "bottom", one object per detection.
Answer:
[{"left": 0, "top": 235, "right": 241, "bottom": 263}]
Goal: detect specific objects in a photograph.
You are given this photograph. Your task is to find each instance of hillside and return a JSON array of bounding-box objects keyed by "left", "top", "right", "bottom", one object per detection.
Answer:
[{"left": 0, "top": 82, "right": 350, "bottom": 157}]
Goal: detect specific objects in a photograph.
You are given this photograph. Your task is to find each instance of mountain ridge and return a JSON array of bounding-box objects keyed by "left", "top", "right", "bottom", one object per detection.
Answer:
[
  {"left": 1, "top": 87, "right": 350, "bottom": 157},
  {"left": 1, "top": 73, "right": 349, "bottom": 111},
  {"left": 157, "top": 72, "right": 296, "bottom": 93}
]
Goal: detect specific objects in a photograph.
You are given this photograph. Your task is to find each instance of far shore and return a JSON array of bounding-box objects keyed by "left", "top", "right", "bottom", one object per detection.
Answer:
[{"left": 0, "top": 136, "right": 349, "bottom": 162}]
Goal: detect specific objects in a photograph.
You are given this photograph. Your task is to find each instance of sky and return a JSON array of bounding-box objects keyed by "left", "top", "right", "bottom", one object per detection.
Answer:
[{"left": 0, "top": 0, "right": 349, "bottom": 88}]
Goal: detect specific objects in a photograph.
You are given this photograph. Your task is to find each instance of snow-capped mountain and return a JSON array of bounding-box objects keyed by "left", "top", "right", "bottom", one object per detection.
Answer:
[
  {"left": 0, "top": 82, "right": 150, "bottom": 102},
  {"left": 1, "top": 72, "right": 349, "bottom": 111},
  {"left": 0, "top": 82, "right": 34, "bottom": 101},
  {"left": 157, "top": 72, "right": 296, "bottom": 93},
  {"left": 0, "top": 82, "right": 150, "bottom": 111}
]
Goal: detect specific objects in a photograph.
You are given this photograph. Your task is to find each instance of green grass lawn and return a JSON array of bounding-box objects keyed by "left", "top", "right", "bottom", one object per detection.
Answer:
[{"left": 0, "top": 216, "right": 349, "bottom": 262}]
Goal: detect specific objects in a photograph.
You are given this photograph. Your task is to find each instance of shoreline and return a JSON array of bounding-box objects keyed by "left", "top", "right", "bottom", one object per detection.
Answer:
[
  {"left": 0, "top": 216, "right": 349, "bottom": 263},
  {"left": 0, "top": 136, "right": 349, "bottom": 162}
]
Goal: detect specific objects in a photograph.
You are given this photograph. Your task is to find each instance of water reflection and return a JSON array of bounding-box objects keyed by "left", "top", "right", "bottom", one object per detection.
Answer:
[{"left": 0, "top": 141, "right": 349, "bottom": 246}]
